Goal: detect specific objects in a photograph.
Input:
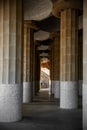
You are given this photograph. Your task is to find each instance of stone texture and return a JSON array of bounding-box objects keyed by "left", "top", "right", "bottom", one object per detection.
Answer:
[
  {"left": 60, "top": 81, "right": 78, "bottom": 109},
  {"left": 83, "top": 83, "right": 87, "bottom": 130},
  {"left": 78, "top": 15, "right": 83, "bottom": 30},
  {"left": 78, "top": 30, "right": 83, "bottom": 97},
  {"left": 79, "top": 80, "right": 82, "bottom": 96},
  {"left": 29, "top": 28, "right": 34, "bottom": 99},
  {"left": 49, "top": 80, "right": 51, "bottom": 95},
  {"left": 23, "top": 23, "right": 31, "bottom": 82},
  {"left": 83, "top": 0, "right": 87, "bottom": 129},
  {"left": 51, "top": 32, "right": 60, "bottom": 97},
  {"left": 0, "top": 84, "right": 22, "bottom": 122},
  {"left": 34, "top": 31, "right": 50, "bottom": 41},
  {"left": 37, "top": 45, "right": 49, "bottom": 51},
  {"left": 52, "top": 0, "right": 82, "bottom": 17},
  {"left": 0, "top": 102, "right": 82, "bottom": 130},
  {"left": 30, "top": 37, "right": 38, "bottom": 97},
  {"left": 60, "top": 9, "right": 78, "bottom": 81},
  {"left": 32, "top": 43, "right": 36, "bottom": 97},
  {"left": 54, "top": 81, "right": 60, "bottom": 98},
  {"left": 53, "top": 32, "right": 60, "bottom": 81},
  {"left": 0, "top": 0, "right": 23, "bottom": 122},
  {"left": 51, "top": 80, "right": 55, "bottom": 95},
  {"left": 23, "top": 23, "right": 33, "bottom": 103},
  {"left": 35, "top": 52, "right": 40, "bottom": 95},
  {"left": 0, "top": 0, "right": 23, "bottom": 84},
  {"left": 23, "top": 82, "right": 31, "bottom": 103},
  {"left": 24, "top": 0, "right": 52, "bottom": 20}
]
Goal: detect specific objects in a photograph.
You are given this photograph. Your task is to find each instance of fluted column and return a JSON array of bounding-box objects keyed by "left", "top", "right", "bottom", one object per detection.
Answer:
[
  {"left": 53, "top": 32, "right": 60, "bottom": 99},
  {"left": 78, "top": 31, "right": 83, "bottom": 96},
  {"left": 52, "top": 0, "right": 82, "bottom": 109},
  {"left": 35, "top": 51, "right": 40, "bottom": 95},
  {"left": 23, "top": 23, "right": 33, "bottom": 103},
  {"left": 32, "top": 41, "right": 36, "bottom": 97},
  {"left": 49, "top": 53, "right": 52, "bottom": 95},
  {"left": 49, "top": 50, "right": 52, "bottom": 95},
  {"left": 51, "top": 43, "right": 55, "bottom": 95},
  {"left": 0, "top": 0, "right": 23, "bottom": 122},
  {"left": 60, "top": 9, "right": 78, "bottom": 109},
  {"left": 83, "top": 0, "right": 87, "bottom": 129},
  {"left": 30, "top": 30, "right": 34, "bottom": 100}
]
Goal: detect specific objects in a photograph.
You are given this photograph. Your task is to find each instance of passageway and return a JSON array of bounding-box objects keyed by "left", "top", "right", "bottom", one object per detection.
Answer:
[
  {"left": 0, "top": 0, "right": 85, "bottom": 129},
  {"left": 8, "top": 69, "right": 82, "bottom": 130},
  {"left": 0, "top": 89, "right": 82, "bottom": 130}
]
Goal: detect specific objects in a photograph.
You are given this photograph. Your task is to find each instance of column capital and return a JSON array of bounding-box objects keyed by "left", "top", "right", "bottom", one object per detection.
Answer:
[
  {"left": 24, "top": 20, "right": 38, "bottom": 30},
  {"left": 52, "top": 0, "right": 83, "bottom": 17}
]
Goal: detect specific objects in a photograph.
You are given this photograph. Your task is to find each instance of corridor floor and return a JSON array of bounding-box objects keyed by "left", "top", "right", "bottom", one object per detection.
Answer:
[{"left": 0, "top": 88, "right": 82, "bottom": 130}]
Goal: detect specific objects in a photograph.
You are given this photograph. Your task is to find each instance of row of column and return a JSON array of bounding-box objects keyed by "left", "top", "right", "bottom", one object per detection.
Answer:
[
  {"left": 0, "top": 1, "right": 86, "bottom": 130},
  {"left": 23, "top": 23, "right": 40, "bottom": 101},
  {"left": 0, "top": 0, "right": 23, "bottom": 122},
  {"left": 0, "top": 0, "right": 37, "bottom": 122},
  {"left": 51, "top": 32, "right": 60, "bottom": 98},
  {"left": 51, "top": 1, "right": 83, "bottom": 109},
  {"left": 60, "top": 9, "right": 78, "bottom": 109},
  {"left": 51, "top": 0, "right": 86, "bottom": 129},
  {"left": 23, "top": 23, "right": 31, "bottom": 103}
]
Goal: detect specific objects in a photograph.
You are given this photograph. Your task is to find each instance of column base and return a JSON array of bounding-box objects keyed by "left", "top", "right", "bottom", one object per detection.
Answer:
[
  {"left": 83, "top": 83, "right": 87, "bottom": 130},
  {"left": 54, "top": 81, "right": 60, "bottom": 98},
  {"left": 23, "top": 82, "right": 31, "bottom": 103},
  {"left": 60, "top": 81, "right": 78, "bottom": 109},
  {"left": 79, "top": 80, "right": 82, "bottom": 96},
  {"left": 0, "top": 84, "right": 22, "bottom": 122}
]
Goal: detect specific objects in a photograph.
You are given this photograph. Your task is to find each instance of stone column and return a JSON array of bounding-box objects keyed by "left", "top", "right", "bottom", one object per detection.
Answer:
[
  {"left": 0, "top": 0, "right": 23, "bottom": 122},
  {"left": 23, "top": 23, "right": 33, "bottom": 103},
  {"left": 83, "top": 0, "right": 87, "bottom": 129},
  {"left": 78, "top": 30, "right": 83, "bottom": 96},
  {"left": 32, "top": 41, "right": 36, "bottom": 97},
  {"left": 30, "top": 30, "right": 34, "bottom": 100},
  {"left": 59, "top": 9, "right": 78, "bottom": 109},
  {"left": 51, "top": 43, "right": 55, "bottom": 95},
  {"left": 53, "top": 32, "right": 60, "bottom": 99},
  {"left": 50, "top": 32, "right": 60, "bottom": 98},
  {"left": 35, "top": 51, "right": 40, "bottom": 95},
  {"left": 23, "top": 21, "right": 37, "bottom": 101},
  {"left": 52, "top": 0, "right": 82, "bottom": 109},
  {"left": 49, "top": 51, "right": 52, "bottom": 95},
  {"left": 34, "top": 49, "right": 38, "bottom": 95}
]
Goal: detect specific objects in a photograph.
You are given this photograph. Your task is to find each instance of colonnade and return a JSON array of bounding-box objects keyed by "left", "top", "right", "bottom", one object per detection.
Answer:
[{"left": 0, "top": 1, "right": 86, "bottom": 130}]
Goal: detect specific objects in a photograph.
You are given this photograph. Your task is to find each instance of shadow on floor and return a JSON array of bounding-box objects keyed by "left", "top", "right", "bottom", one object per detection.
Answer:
[{"left": 0, "top": 89, "right": 82, "bottom": 130}]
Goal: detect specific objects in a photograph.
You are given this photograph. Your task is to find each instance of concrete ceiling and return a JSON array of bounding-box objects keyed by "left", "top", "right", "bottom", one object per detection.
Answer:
[
  {"left": 24, "top": 0, "right": 83, "bottom": 59},
  {"left": 34, "top": 31, "right": 50, "bottom": 41},
  {"left": 39, "top": 52, "right": 49, "bottom": 57},
  {"left": 37, "top": 45, "right": 49, "bottom": 51},
  {"left": 24, "top": 0, "right": 53, "bottom": 21},
  {"left": 24, "top": 0, "right": 60, "bottom": 42},
  {"left": 24, "top": 0, "right": 59, "bottom": 56},
  {"left": 36, "top": 16, "right": 60, "bottom": 32}
]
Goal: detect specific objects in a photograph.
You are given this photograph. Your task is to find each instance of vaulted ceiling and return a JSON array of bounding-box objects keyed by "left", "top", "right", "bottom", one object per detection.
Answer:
[
  {"left": 24, "top": 0, "right": 53, "bottom": 21},
  {"left": 24, "top": 0, "right": 58, "bottom": 58},
  {"left": 23, "top": 0, "right": 82, "bottom": 60}
]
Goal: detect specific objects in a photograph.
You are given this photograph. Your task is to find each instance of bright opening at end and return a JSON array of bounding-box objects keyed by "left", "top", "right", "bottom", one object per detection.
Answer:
[{"left": 40, "top": 57, "right": 51, "bottom": 95}]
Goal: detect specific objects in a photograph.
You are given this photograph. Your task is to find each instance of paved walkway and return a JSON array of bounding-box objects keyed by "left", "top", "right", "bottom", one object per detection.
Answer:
[{"left": 0, "top": 89, "right": 82, "bottom": 130}]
